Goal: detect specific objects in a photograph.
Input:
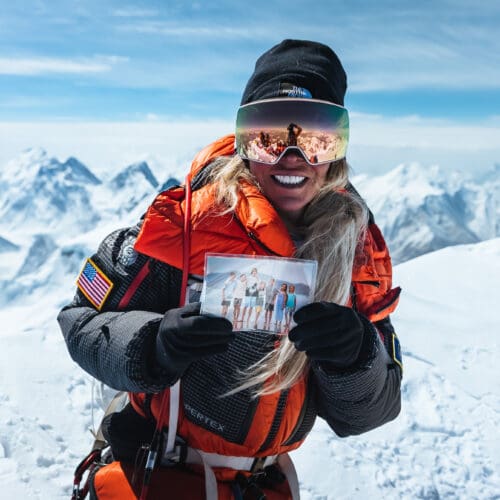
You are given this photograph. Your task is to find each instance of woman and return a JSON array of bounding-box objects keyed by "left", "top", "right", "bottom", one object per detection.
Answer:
[
  {"left": 284, "top": 284, "right": 297, "bottom": 333},
  {"left": 242, "top": 267, "right": 259, "bottom": 327},
  {"left": 232, "top": 273, "right": 247, "bottom": 329},
  {"left": 220, "top": 272, "right": 237, "bottom": 318},
  {"left": 253, "top": 280, "right": 267, "bottom": 329},
  {"left": 58, "top": 39, "right": 402, "bottom": 500},
  {"left": 274, "top": 283, "right": 288, "bottom": 334},
  {"left": 264, "top": 277, "right": 278, "bottom": 331}
]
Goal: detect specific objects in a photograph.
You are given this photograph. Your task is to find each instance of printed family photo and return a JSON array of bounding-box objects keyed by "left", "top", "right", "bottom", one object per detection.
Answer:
[{"left": 200, "top": 253, "right": 317, "bottom": 334}]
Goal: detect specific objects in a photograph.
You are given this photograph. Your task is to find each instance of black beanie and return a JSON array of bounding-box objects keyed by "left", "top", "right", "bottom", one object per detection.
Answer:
[{"left": 240, "top": 39, "right": 347, "bottom": 106}]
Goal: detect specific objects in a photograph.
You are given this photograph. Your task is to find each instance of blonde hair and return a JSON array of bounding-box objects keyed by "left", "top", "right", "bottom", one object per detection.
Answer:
[{"left": 205, "top": 155, "right": 367, "bottom": 396}]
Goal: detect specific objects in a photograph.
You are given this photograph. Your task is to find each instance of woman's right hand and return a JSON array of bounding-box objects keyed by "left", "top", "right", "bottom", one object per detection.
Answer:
[{"left": 155, "top": 302, "right": 234, "bottom": 383}]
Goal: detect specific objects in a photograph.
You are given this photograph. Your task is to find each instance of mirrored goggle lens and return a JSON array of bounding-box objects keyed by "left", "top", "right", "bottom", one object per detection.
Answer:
[{"left": 235, "top": 98, "right": 349, "bottom": 165}]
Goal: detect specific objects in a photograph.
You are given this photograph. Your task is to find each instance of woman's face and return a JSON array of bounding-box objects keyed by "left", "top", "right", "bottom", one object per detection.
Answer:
[{"left": 249, "top": 151, "right": 330, "bottom": 222}]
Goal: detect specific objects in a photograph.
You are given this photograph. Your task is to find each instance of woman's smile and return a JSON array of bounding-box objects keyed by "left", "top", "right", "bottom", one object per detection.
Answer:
[{"left": 249, "top": 152, "right": 329, "bottom": 223}]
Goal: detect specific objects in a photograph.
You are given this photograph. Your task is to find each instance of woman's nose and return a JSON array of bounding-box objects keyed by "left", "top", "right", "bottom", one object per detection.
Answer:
[{"left": 278, "top": 149, "right": 309, "bottom": 167}]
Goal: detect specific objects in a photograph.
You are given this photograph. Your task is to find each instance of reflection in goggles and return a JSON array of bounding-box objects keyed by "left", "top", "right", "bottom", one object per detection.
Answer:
[{"left": 235, "top": 98, "right": 349, "bottom": 165}]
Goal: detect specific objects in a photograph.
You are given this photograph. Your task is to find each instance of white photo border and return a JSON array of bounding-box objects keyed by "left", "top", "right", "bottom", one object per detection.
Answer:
[{"left": 201, "top": 253, "right": 318, "bottom": 335}]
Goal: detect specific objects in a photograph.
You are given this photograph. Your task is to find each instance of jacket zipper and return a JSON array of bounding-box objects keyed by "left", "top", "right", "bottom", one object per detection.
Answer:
[
  {"left": 257, "top": 389, "right": 289, "bottom": 452},
  {"left": 281, "top": 386, "right": 310, "bottom": 446},
  {"left": 233, "top": 215, "right": 282, "bottom": 256}
]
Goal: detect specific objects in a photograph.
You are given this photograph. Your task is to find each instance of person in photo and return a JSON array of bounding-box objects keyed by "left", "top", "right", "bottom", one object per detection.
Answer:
[
  {"left": 220, "top": 271, "right": 237, "bottom": 318},
  {"left": 264, "top": 277, "right": 278, "bottom": 331},
  {"left": 242, "top": 267, "right": 259, "bottom": 327},
  {"left": 274, "top": 283, "right": 288, "bottom": 334},
  {"left": 284, "top": 284, "right": 297, "bottom": 333},
  {"left": 232, "top": 273, "right": 247, "bottom": 329},
  {"left": 253, "top": 280, "right": 267, "bottom": 329}
]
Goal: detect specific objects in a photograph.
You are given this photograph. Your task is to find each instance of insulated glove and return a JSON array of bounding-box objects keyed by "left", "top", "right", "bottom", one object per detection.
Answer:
[
  {"left": 155, "top": 302, "right": 234, "bottom": 383},
  {"left": 288, "top": 302, "right": 367, "bottom": 370}
]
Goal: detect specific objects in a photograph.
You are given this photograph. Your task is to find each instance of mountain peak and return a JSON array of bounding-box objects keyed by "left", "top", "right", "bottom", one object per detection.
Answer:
[
  {"left": 1, "top": 147, "right": 49, "bottom": 184},
  {"left": 159, "top": 176, "right": 181, "bottom": 191},
  {"left": 0, "top": 150, "right": 102, "bottom": 235},
  {"left": 109, "top": 161, "right": 159, "bottom": 189},
  {"left": 61, "top": 157, "right": 102, "bottom": 185},
  {"left": 1, "top": 149, "right": 101, "bottom": 188},
  {"left": 22, "top": 146, "right": 48, "bottom": 162},
  {"left": 357, "top": 162, "right": 447, "bottom": 212},
  {"left": 389, "top": 162, "right": 444, "bottom": 186}
]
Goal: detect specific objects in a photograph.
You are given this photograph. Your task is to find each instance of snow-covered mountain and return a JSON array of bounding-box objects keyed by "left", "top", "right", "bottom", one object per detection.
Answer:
[
  {"left": 107, "top": 161, "right": 159, "bottom": 216},
  {"left": 0, "top": 150, "right": 181, "bottom": 304},
  {"left": 0, "top": 148, "right": 102, "bottom": 236},
  {"left": 353, "top": 162, "right": 500, "bottom": 263},
  {"left": 0, "top": 149, "right": 498, "bottom": 303},
  {"left": 0, "top": 149, "right": 180, "bottom": 239}
]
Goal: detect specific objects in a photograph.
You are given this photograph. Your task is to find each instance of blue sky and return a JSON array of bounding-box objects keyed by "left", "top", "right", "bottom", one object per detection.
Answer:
[{"left": 1, "top": 0, "right": 499, "bottom": 174}]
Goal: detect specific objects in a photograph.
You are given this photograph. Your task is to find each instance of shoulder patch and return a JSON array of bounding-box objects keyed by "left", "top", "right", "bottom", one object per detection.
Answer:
[
  {"left": 118, "top": 235, "right": 138, "bottom": 267},
  {"left": 76, "top": 258, "right": 114, "bottom": 310}
]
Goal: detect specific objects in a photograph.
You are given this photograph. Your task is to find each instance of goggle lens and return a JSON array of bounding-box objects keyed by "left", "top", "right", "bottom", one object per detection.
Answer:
[{"left": 235, "top": 98, "right": 349, "bottom": 166}]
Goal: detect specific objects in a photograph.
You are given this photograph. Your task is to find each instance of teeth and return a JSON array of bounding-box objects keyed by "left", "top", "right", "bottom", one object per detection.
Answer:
[{"left": 274, "top": 175, "right": 306, "bottom": 185}]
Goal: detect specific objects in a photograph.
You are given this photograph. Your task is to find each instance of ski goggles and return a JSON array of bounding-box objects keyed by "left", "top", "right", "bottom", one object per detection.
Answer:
[{"left": 235, "top": 98, "right": 349, "bottom": 166}]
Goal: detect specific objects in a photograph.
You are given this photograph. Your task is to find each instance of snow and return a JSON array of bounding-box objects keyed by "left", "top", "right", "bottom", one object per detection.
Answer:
[
  {"left": 1, "top": 147, "right": 499, "bottom": 498},
  {"left": 291, "top": 239, "right": 500, "bottom": 499}
]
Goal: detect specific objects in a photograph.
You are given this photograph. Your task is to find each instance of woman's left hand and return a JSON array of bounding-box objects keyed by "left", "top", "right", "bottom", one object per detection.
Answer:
[{"left": 288, "top": 302, "right": 366, "bottom": 369}]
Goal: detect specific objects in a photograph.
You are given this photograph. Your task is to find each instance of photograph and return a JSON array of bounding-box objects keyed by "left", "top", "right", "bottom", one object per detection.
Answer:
[{"left": 200, "top": 253, "right": 317, "bottom": 334}]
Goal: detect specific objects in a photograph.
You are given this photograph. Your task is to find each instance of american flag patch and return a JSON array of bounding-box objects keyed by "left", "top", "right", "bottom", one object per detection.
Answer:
[{"left": 76, "top": 259, "right": 114, "bottom": 310}]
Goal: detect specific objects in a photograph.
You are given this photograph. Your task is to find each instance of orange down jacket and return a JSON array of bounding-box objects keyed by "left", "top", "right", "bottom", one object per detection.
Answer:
[{"left": 128, "top": 134, "right": 401, "bottom": 467}]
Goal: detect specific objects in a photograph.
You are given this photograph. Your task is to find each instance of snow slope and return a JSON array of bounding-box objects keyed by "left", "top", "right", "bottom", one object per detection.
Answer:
[{"left": 1, "top": 239, "right": 499, "bottom": 499}]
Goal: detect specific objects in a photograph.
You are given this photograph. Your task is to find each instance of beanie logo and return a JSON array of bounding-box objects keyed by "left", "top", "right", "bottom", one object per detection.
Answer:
[{"left": 278, "top": 83, "right": 312, "bottom": 98}]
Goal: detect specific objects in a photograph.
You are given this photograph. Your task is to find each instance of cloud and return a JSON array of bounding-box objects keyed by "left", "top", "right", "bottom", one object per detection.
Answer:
[
  {"left": 111, "top": 7, "right": 159, "bottom": 17},
  {"left": 115, "top": 21, "right": 254, "bottom": 39},
  {"left": 0, "top": 96, "right": 71, "bottom": 108},
  {"left": 0, "top": 56, "right": 128, "bottom": 76},
  {"left": 346, "top": 41, "right": 500, "bottom": 92}
]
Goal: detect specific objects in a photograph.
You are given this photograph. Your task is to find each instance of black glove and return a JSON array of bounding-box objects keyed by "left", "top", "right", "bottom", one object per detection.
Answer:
[
  {"left": 289, "top": 302, "right": 368, "bottom": 370},
  {"left": 155, "top": 302, "right": 234, "bottom": 383}
]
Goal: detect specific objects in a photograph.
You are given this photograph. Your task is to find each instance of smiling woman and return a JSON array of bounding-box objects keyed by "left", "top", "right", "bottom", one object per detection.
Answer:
[{"left": 57, "top": 39, "right": 403, "bottom": 500}]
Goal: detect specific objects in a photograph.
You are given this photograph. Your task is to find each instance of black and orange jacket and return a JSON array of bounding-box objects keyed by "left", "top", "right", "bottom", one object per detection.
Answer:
[{"left": 58, "top": 135, "right": 402, "bottom": 468}]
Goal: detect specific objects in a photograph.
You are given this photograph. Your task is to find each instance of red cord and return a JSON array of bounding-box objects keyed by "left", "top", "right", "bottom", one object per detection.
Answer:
[
  {"left": 180, "top": 173, "right": 192, "bottom": 307},
  {"left": 139, "top": 174, "right": 192, "bottom": 500}
]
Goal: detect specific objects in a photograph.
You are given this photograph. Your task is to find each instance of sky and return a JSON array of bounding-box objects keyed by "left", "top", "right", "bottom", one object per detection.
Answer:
[{"left": 1, "top": 0, "right": 500, "bottom": 175}]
